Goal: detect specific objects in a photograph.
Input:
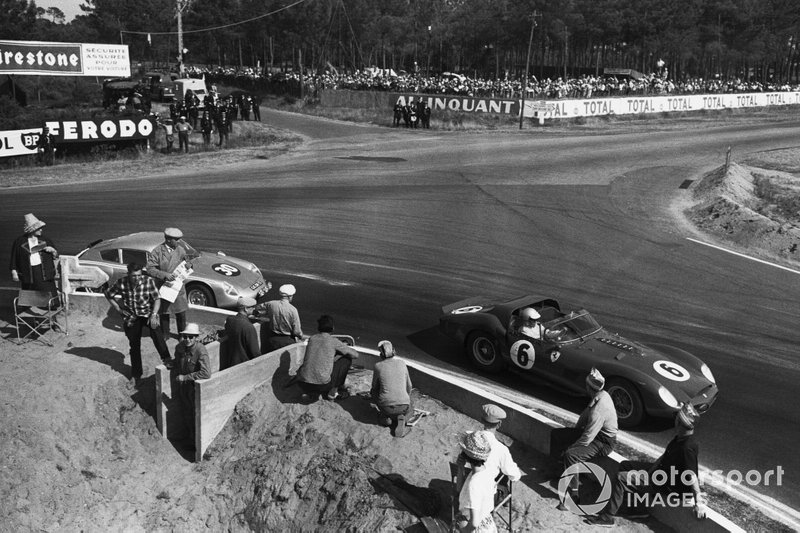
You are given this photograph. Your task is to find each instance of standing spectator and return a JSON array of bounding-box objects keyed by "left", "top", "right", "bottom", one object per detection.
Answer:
[
  {"left": 160, "top": 117, "right": 175, "bottom": 154},
  {"left": 10, "top": 213, "right": 59, "bottom": 292},
  {"left": 240, "top": 96, "right": 251, "bottom": 120},
  {"left": 200, "top": 111, "right": 214, "bottom": 149},
  {"left": 588, "top": 403, "right": 706, "bottom": 526},
  {"left": 479, "top": 404, "right": 523, "bottom": 484},
  {"left": 104, "top": 262, "right": 172, "bottom": 382},
  {"left": 371, "top": 340, "right": 413, "bottom": 437},
  {"left": 146, "top": 227, "right": 197, "bottom": 339},
  {"left": 175, "top": 116, "right": 193, "bottom": 153},
  {"left": 257, "top": 283, "right": 303, "bottom": 353},
  {"left": 553, "top": 368, "right": 618, "bottom": 508},
  {"left": 422, "top": 104, "right": 431, "bottom": 129},
  {"left": 216, "top": 111, "right": 229, "bottom": 148},
  {"left": 392, "top": 102, "right": 403, "bottom": 127},
  {"left": 251, "top": 96, "right": 261, "bottom": 121},
  {"left": 220, "top": 296, "right": 260, "bottom": 370},
  {"left": 296, "top": 314, "right": 358, "bottom": 401},
  {"left": 36, "top": 127, "right": 56, "bottom": 166},
  {"left": 456, "top": 431, "right": 497, "bottom": 533},
  {"left": 173, "top": 322, "right": 211, "bottom": 446}
]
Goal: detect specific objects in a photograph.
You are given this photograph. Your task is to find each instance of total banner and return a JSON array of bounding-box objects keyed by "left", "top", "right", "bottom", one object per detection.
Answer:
[
  {"left": 0, "top": 40, "right": 130, "bottom": 77},
  {"left": 394, "top": 94, "right": 520, "bottom": 115},
  {"left": 44, "top": 118, "right": 156, "bottom": 143},
  {"left": 523, "top": 91, "right": 800, "bottom": 119},
  {"left": 0, "top": 128, "right": 43, "bottom": 158}
]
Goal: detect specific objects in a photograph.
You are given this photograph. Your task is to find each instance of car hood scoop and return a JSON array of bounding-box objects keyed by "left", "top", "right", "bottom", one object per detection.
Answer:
[{"left": 597, "top": 337, "right": 641, "bottom": 356}]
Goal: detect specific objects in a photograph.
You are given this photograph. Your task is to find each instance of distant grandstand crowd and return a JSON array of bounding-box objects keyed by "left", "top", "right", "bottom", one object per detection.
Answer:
[{"left": 187, "top": 65, "right": 800, "bottom": 100}]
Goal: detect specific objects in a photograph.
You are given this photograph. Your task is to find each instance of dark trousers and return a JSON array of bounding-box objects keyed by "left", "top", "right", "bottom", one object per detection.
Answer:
[
  {"left": 261, "top": 332, "right": 295, "bottom": 354},
  {"left": 178, "top": 132, "right": 189, "bottom": 152},
  {"left": 160, "top": 312, "right": 186, "bottom": 340},
  {"left": 377, "top": 400, "right": 413, "bottom": 425},
  {"left": 124, "top": 316, "right": 170, "bottom": 378},
  {"left": 551, "top": 427, "right": 616, "bottom": 490},
  {"left": 297, "top": 357, "right": 352, "bottom": 397},
  {"left": 605, "top": 460, "right": 653, "bottom": 516}
]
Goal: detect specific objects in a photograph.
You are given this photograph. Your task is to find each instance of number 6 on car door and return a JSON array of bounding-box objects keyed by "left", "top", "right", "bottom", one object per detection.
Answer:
[{"left": 510, "top": 339, "right": 535, "bottom": 369}]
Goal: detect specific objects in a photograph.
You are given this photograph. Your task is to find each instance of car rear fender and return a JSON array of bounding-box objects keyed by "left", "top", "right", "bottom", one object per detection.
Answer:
[{"left": 441, "top": 296, "right": 491, "bottom": 315}]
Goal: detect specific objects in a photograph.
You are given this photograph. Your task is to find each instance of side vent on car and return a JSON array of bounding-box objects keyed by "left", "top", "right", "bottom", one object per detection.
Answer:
[{"left": 598, "top": 337, "right": 639, "bottom": 355}]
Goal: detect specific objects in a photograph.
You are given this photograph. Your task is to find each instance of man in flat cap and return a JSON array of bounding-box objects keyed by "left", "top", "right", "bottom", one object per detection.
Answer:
[
  {"left": 554, "top": 367, "right": 618, "bottom": 508},
  {"left": 220, "top": 296, "right": 260, "bottom": 370},
  {"left": 146, "top": 227, "right": 197, "bottom": 339},
  {"left": 371, "top": 340, "right": 414, "bottom": 437},
  {"left": 587, "top": 403, "right": 706, "bottom": 526},
  {"left": 257, "top": 283, "right": 303, "bottom": 353},
  {"left": 480, "top": 404, "right": 523, "bottom": 483}
]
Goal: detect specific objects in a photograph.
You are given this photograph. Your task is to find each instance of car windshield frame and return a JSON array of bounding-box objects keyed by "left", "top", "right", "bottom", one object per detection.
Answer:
[{"left": 545, "top": 309, "right": 602, "bottom": 338}]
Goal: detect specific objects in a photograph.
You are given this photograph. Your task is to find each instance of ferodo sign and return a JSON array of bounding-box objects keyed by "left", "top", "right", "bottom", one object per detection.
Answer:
[{"left": 45, "top": 118, "right": 155, "bottom": 143}]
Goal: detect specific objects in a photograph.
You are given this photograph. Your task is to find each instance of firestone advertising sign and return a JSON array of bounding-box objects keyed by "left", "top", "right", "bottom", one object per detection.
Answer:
[{"left": 0, "top": 40, "right": 130, "bottom": 77}]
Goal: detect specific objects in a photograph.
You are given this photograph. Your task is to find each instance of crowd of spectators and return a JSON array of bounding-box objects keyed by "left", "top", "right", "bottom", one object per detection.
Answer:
[{"left": 186, "top": 63, "right": 800, "bottom": 101}]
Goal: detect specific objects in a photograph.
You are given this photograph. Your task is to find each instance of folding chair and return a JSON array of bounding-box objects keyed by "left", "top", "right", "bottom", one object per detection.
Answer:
[
  {"left": 450, "top": 462, "right": 514, "bottom": 532},
  {"left": 13, "top": 290, "right": 68, "bottom": 346}
]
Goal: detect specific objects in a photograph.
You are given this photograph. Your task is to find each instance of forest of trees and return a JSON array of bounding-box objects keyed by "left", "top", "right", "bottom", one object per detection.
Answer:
[{"left": 4, "top": 0, "right": 800, "bottom": 82}]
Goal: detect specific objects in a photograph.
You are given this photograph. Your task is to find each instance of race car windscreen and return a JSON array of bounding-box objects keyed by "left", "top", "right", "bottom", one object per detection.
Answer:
[{"left": 552, "top": 310, "right": 602, "bottom": 337}]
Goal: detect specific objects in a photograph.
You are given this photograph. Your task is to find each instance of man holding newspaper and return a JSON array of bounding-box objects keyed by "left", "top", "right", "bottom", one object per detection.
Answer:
[{"left": 146, "top": 227, "right": 198, "bottom": 339}]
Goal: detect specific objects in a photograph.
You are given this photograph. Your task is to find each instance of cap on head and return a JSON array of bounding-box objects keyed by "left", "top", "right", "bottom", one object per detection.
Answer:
[
  {"left": 164, "top": 227, "right": 183, "bottom": 239},
  {"left": 521, "top": 308, "right": 540, "bottom": 321},
  {"left": 180, "top": 323, "right": 201, "bottom": 336},
  {"left": 23, "top": 213, "right": 46, "bottom": 234},
  {"left": 459, "top": 430, "right": 492, "bottom": 462},
  {"left": 482, "top": 404, "right": 507, "bottom": 424},
  {"left": 378, "top": 340, "right": 395, "bottom": 358},
  {"left": 279, "top": 284, "right": 296, "bottom": 297},
  {"left": 586, "top": 367, "right": 605, "bottom": 392},
  {"left": 677, "top": 402, "right": 699, "bottom": 429},
  {"left": 180, "top": 115, "right": 186, "bottom": 120},
  {"left": 238, "top": 296, "right": 257, "bottom": 308}
]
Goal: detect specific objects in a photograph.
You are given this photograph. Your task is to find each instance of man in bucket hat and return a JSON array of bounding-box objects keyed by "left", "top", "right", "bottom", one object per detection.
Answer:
[
  {"left": 9, "top": 213, "right": 59, "bottom": 292},
  {"left": 587, "top": 403, "right": 706, "bottom": 526}
]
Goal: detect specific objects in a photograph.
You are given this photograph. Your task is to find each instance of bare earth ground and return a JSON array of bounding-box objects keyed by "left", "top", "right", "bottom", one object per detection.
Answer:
[{"left": 2, "top": 115, "right": 799, "bottom": 531}]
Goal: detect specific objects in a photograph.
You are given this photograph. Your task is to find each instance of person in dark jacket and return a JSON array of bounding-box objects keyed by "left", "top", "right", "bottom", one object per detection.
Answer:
[
  {"left": 220, "top": 296, "right": 260, "bottom": 370},
  {"left": 10, "top": 213, "right": 59, "bottom": 292},
  {"left": 173, "top": 322, "right": 211, "bottom": 446}
]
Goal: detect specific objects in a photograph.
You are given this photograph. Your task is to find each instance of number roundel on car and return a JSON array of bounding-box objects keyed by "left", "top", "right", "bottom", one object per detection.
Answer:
[
  {"left": 510, "top": 339, "right": 535, "bottom": 370},
  {"left": 653, "top": 360, "right": 690, "bottom": 382},
  {"left": 212, "top": 263, "right": 241, "bottom": 277},
  {"left": 452, "top": 305, "right": 483, "bottom": 314}
]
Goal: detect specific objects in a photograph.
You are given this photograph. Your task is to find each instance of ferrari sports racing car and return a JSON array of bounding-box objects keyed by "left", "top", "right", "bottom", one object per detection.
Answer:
[
  {"left": 76, "top": 232, "right": 270, "bottom": 309},
  {"left": 439, "top": 295, "right": 718, "bottom": 427}
]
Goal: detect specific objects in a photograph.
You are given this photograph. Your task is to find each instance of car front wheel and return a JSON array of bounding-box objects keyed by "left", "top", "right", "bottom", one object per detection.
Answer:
[
  {"left": 466, "top": 331, "right": 506, "bottom": 373},
  {"left": 186, "top": 283, "right": 216, "bottom": 308},
  {"left": 606, "top": 378, "right": 645, "bottom": 428}
]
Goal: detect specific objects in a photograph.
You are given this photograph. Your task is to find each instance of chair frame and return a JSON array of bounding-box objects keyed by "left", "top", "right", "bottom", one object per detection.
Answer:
[{"left": 13, "top": 290, "right": 68, "bottom": 346}]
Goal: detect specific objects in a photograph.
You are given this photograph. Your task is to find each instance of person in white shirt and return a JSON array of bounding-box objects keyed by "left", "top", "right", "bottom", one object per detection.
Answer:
[
  {"left": 456, "top": 431, "right": 497, "bottom": 533},
  {"left": 480, "top": 404, "right": 522, "bottom": 483}
]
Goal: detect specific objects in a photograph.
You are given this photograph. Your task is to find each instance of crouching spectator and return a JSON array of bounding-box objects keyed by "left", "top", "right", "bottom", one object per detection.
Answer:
[
  {"left": 371, "top": 340, "right": 413, "bottom": 437},
  {"left": 296, "top": 315, "right": 358, "bottom": 401},
  {"left": 173, "top": 323, "right": 211, "bottom": 447}
]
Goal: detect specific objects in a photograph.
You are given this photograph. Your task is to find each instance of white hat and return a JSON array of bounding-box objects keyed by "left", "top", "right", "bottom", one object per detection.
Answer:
[
  {"left": 180, "top": 323, "right": 201, "bottom": 336},
  {"left": 279, "top": 284, "right": 296, "bottom": 296},
  {"left": 378, "top": 340, "right": 395, "bottom": 357},
  {"left": 164, "top": 227, "right": 183, "bottom": 238},
  {"left": 586, "top": 367, "right": 605, "bottom": 391},
  {"left": 238, "top": 296, "right": 257, "bottom": 307},
  {"left": 23, "top": 213, "right": 46, "bottom": 234},
  {"left": 482, "top": 404, "right": 507, "bottom": 424},
  {"left": 521, "top": 308, "right": 540, "bottom": 320}
]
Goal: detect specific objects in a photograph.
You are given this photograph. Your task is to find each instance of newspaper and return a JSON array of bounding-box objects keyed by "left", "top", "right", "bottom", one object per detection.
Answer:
[{"left": 158, "top": 260, "right": 193, "bottom": 303}]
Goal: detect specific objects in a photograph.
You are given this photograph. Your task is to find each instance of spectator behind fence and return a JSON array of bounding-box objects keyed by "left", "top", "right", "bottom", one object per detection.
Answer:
[
  {"left": 258, "top": 284, "right": 303, "bottom": 353},
  {"left": 220, "top": 296, "right": 260, "bottom": 370},
  {"left": 173, "top": 322, "right": 211, "bottom": 447},
  {"left": 296, "top": 315, "right": 358, "bottom": 402}
]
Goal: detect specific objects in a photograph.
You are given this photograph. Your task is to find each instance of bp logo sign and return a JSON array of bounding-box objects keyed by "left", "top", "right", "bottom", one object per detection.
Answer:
[
  {"left": 557, "top": 461, "right": 613, "bottom": 516},
  {"left": 212, "top": 263, "right": 240, "bottom": 277}
]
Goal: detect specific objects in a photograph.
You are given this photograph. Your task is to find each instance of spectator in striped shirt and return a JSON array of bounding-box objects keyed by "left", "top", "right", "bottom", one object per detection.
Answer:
[{"left": 105, "top": 262, "right": 173, "bottom": 382}]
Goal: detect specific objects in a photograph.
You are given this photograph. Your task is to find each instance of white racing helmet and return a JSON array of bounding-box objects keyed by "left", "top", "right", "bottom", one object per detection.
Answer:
[{"left": 520, "top": 308, "right": 541, "bottom": 321}]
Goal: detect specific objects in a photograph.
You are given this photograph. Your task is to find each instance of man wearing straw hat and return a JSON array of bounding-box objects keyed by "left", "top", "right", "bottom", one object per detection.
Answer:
[
  {"left": 9, "top": 213, "right": 59, "bottom": 292},
  {"left": 173, "top": 323, "right": 211, "bottom": 446}
]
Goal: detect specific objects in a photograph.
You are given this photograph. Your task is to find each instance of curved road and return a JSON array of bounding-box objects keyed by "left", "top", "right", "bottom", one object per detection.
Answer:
[{"left": 1, "top": 109, "right": 798, "bottom": 510}]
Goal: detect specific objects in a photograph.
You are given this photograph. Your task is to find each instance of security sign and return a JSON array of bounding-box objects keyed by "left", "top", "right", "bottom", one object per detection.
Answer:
[
  {"left": 212, "top": 263, "right": 240, "bottom": 277},
  {"left": 652, "top": 360, "right": 690, "bottom": 382},
  {"left": 510, "top": 339, "right": 535, "bottom": 370}
]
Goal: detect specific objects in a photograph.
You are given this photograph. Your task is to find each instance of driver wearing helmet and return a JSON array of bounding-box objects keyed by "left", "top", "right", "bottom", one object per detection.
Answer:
[{"left": 518, "top": 308, "right": 544, "bottom": 340}]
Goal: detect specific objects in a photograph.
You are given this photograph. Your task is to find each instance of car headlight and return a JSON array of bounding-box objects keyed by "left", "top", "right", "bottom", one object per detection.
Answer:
[
  {"left": 700, "top": 363, "right": 716, "bottom": 384},
  {"left": 222, "top": 282, "right": 238, "bottom": 297},
  {"left": 658, "top": 386, "right": 680, "bottom": 409}
]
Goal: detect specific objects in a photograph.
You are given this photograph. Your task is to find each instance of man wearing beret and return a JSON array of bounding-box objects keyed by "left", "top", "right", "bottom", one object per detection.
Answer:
[
  {"left": 220, "top": 296, "right": 260, "bottom": 370},
  {"left": 146, "top": 227, "right": 197, "bottom": 339},
  {"left": 587, "top": 403, "right": 706, "bottom": 526},
  {"left": 480, "top": 404, "right": 523, "bottom": 483}
]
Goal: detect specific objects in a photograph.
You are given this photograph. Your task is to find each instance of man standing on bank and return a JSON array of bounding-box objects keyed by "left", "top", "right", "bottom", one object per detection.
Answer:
[
  {"left": 173, "top": 323, "right": 211, "bottom": 446},
  {"left": 105, "top": 262, "right": 173, "bottom": 381},
  {"left": 258, "top": 284, "right": 303, "bottom": 353},
  {"left": 220, "top": 296, "right": 260, "bottom": 370},
  {"left": 146, "top": 227, "right": 197, "bottom": 339},
  {"left": 10, "top": 213, "right": 59, "bottom": 292}
]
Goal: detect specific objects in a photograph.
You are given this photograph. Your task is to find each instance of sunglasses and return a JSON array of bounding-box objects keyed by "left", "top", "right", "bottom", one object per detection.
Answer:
[{"left": 180, "top": 334, "right": 198, "bottom": 340}]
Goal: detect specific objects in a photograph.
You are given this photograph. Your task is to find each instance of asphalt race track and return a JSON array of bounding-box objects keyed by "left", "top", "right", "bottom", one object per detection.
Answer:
[{"left": 2, "top": 109, "right": 799, "bottom": 511}]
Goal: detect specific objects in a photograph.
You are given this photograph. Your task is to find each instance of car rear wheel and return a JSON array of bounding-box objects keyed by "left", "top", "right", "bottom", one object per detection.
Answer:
[
  {"left": 186, "top": 283, "right": 216, "bottom": 308},
  {"left": 606, "top": 378, "right": 645, "bottom": 428},
  {"left": 466, "top": 331, "right": 506, "bottom": 373}
]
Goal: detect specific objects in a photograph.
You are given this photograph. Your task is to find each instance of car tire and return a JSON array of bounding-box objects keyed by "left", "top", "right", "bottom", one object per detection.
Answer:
[
  {"left": 466, "top": 331, "right": 506, "bottom": 373},
  {"left": 186, "top": 283, "right": 216, "bottom": 308},
  {"left": 606, "top": 378, "right": 645, "bottom": 428}
]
